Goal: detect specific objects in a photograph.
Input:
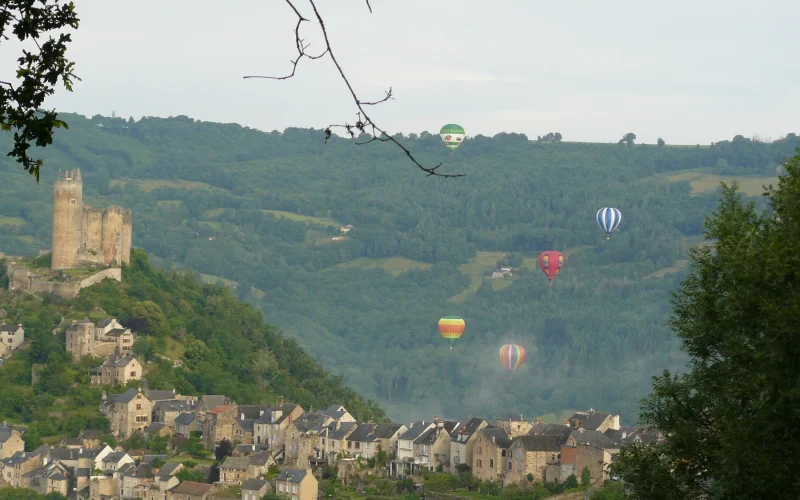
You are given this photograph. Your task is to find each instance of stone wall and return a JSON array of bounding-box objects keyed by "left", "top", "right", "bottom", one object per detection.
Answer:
[{"left": 6, "top": 263, "right": 121, "bottom": 300}]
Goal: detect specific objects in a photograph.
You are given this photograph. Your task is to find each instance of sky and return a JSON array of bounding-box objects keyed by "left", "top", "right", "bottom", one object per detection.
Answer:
[{"left": 4, "top": 0, "right": 800, "bottom": 145}]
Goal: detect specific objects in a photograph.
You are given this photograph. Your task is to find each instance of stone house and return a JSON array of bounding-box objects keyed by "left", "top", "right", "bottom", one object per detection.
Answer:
[
  {"left": 99, "top": 388, "right": 153, "bottom": 438},
  {"left": 317, "top": 404, "right": 357, "bottom": 425},
  {"left": 146, "top": 461, "right": 184, "bottom": 500},
  {"left": 495, "top": 415, "right": 533, "bottom": 438},
  {"left": 78, "top": 430, "right": 106, "bottom": 449},
  {"left": 391, "top": 421, "right": 435, "bottom": 477},
  {"left": 233, "top": 405, "right": 273, "bottom": 445},
  {"left": 24, "top": 460, "right": 72, "bottom": 497},
  {"left": 575, "top": 443, "right": 615, "bottom": 483},
  {"left": 145, "top": 422, "right": 175, "bottom": 438},
  {"left": 412, "top": 418, "right": 461, "bottom": 471},
  {"left": 252, "top": 402, "right": 303, "bottom": 449},
  {"left": 203, "top": 404, "right": 239, "bottom": 450},
  {"left": 322, "top": 421, "right": 356, "bottom": 464},
  {"left": 503, "top": 435, "right": 562, "bottom": 485},
  {"left": 284, "top": 412, "right": 332, "bottom": 468},
  {"left": 472, "top": 427, "right": 512, "bottom": 482},
  {"left": 344, "top": 423, "right": 406, "bottom": 461},
  {"left": 90, "top": 355, "right": 143, "bottom": 386},
  {"left": 120, "top": 462, "right": 155, "bottom": 499},
  {"left": 274, "top": 468, "right": 317, "bottom": 500},
  {"left": 196, "top": 395, "right": 234, "bottom": 422},
  {"left": 101, "top": 451, "right": 135, "bottom": 471},
  {"left": 154, "top": 400, "right": 194, "bottom": 428},
  {"left": 66, "top": 319, "right": 136, "bottom": 362},
  {"left": 449, "top": 418, "right": 489, "bottom": 472},
  {"left": 168, "top": 480, "right": 216, "bottom": 500},
  {"left": 174, "top": 412, "right": 201, "bottom": 437},
  {"left": 89, "top": 472, "right": 120, "bottom": 500},
  {"left": 1, "top": 448, "right": 47, "bottom": 488},
  {"left": 0, "top": 324, "right": 24, "bottom": 352},
  {"left": 566, "top": 409, "right": 620, "bottom": 433},
  {"left": 232, "top": 444, "right": 268, "bottom": 457},
  {"left": 219, "top": 456, "right": 252, "bottom": 484},
  {"left": 564, "top": 429, "right": 619, "bottom": 452},
  {"left": 241, "top": 478, "right": 271, "bottom": 500},
  {"left": 0, "top": 424, "right": 24, "bottom": 459}
]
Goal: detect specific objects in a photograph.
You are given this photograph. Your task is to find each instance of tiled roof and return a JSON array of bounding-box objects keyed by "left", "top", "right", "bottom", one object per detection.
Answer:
[
  {"left": 220, "top": 456, "right": 251, "bottom": 470},
  {"left": 480, "top": 427, "right": 513, "bottom": 448},
  {"left": 513, "top": 435, "right": 563, "bottom": 452},
  {"left": 242, "top": 478, "right": 269, "bottom": 491},
  {"left": 207, "top": 404, "right": 237, "bottom": 415},
  {"left": 171, "top": 481, "right": 214, "bottom": 496},
  {"left": 276, "top": 468, "right": 307, "bottom": 483}
]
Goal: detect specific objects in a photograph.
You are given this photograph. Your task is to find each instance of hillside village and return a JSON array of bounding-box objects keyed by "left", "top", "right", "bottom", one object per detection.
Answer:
[{"left": 0, "top": 317, "right": 660, "bottom": 500}]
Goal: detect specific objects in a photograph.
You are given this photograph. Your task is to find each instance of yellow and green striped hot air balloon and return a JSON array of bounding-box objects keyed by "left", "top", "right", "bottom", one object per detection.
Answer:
[
  {"left": 438, "top": 315, "right": 465, "bottom": 349},
  {"left": 439, "top": 124, "right": 466, "bottom": 151}
]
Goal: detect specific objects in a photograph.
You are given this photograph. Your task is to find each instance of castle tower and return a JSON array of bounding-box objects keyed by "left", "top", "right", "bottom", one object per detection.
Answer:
[
  {"left": 52, "top": 169, "right": 83, "bottom": 269},
  {"left": 121, "top": 209, "right": 133, "bottom": 265},
  {"left": 101, "top": 207, "right": 124, "bottom": 267}
]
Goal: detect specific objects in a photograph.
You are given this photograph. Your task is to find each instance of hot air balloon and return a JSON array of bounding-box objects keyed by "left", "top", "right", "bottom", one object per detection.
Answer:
[
  {"left": 538, "top": 251, "right": 564, "bottom": 286},
  {"left": 596, "top": 207, "right": 622, "bottom": 239},
  {"left": 439, "top": 124, "right": 466, "bottom": 151},
  {"left": 499, "top": 344, "right": 526, "bottom": 377},
  {"left": 438, "top": 316, "right": 465, "bottom": 349}
]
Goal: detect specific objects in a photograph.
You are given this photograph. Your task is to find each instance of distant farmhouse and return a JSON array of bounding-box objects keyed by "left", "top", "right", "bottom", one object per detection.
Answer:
[{"left": 4, "top": 169, "right": 133, "bottom": 299}]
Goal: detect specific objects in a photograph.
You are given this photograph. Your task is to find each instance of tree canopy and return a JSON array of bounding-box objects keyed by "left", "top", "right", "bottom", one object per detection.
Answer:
[{"left": 612, "top": 150, "right": 800, "bottom": 498}]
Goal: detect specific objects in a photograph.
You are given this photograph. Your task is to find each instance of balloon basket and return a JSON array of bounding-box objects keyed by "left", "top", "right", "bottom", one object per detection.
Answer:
[
  {"left": 449, "top": 346, "right": 453, "bottom": 350},
  {"left": 606, "top": 236, "right": 610, "bottom": 240}
]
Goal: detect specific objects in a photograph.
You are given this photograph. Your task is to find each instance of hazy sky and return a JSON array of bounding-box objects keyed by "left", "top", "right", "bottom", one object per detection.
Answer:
[{"left": 6, "top": 0, "right": 800, "bottom": 144}]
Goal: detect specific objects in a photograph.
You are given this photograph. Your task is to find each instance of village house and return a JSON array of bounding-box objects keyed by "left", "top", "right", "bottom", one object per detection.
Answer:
[
  {"left": 472, "top": 427, "right": 512, "bottom": 482},
  {"left": 120, "top": 462, "right": 155, "bottom": 499},
  {"left": 449, "top": 417, "right": 489, "bottom": 472},
  {"left": 284, "top": 412, "right": 332, "bottom": 468},
  {"left": 496, "top": 415, "right": 533, "bottom": 437},
  {"left": 89, "top": 471, "right": 121, "bottom": 500},
  {"left": 58, "top": 437, "right": 83, "bottom": 449},
  {"left": 252, "top": 402, "right": 303, "bottom": 449},
  {"left": 233, "top": 405, "right": 273, "bottom": 445},
  {"left": 317, "top": 404, "right": 357, "bottom": 425},
  {"left": 168, "top": 480, "right": 216, "bottom": 500},
  {"left": 101, "top": 450, "right": 135, "bottom": 471},
  {"left": 566, "top": 409, "right": 620, "bottom": 433},
  {"left": 274, "top": 468, "right": 317, "bottom": 500},
  {"left": 77, "top": 430, "right": 105, "bottom": 449},
  {"left": 218, "top": 456, "right": 251, "bottom": 484},
  {"left": 344, "top": 423, "right": 406, "bottom": 461},
  {"left": 144, "top": 422, "right": 175, "bottom": 438},
  {"left": 47, "top": 445, "right": 114, "bottom": 475},
  {"left": 0, "top": 324, "right": 24, "bottom": 354},
  {"left": 1, "top": 448, "right": 47, "bottom": 488},
  {"left": 391, "top": 421, "right": 435, "bottom": 477},
  {"left": 24, "top": 460, "right": 72, "bottom": 497},
  {"left": 575, "top": 443, "right": 615, "bottom": 483},
  {"left": 90, "top": 355, "right": 142, "bottom": 386},
  {"left": 232, "top": 444, "right": 268, "bottom": 457},
  {"left": 323, "top": 421, "right": 357, "bottom": 464},
  {"left": 147, "top": 461, "right": 184, "bottom": 499},
  {"left": 203, "top": 404, "right": 238, "bottom": 450},
  {"left": 503, "top": 435, "right": 563, "bottom": 485},
  {"left": 0, "top": 423, "right": 24, "bottom": 459},
  {"left": 196, "top": 395, "right": 233, "bottom": 419},
  {"left": 241, "top": 478, "right": 271, "bottom": 500},
  {"left": 153, "top": 399, "right": 194, "bottom": 427},
  {"left": 174, "top": 412, "right": 201, "bottom": 437},
  {"left": 99, "top": 388, "right": 153, "bottom": 438},
  {"left": 412, "top": 418, "right": 461, "bottom": 471},
  {"left": 66, "top": 318, "right": 136, "bottom": 362}
]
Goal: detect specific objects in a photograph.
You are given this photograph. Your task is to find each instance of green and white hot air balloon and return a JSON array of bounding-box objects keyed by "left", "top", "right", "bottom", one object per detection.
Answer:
[{"left": 439, "top": 124, "right": 466, "bottom": 151}]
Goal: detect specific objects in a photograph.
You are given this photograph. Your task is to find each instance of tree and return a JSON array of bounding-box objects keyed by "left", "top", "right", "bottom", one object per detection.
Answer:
[
  {"left": 215, "top": 438, "right": 233, "bottom": 462},
  {"left": 1, "top": 0, "right": 80, "bottom": 181},
  {"left": 563, "top": 473, "right": 578, "bottom": 489},
  {"left": 581, "top": 466, "right": 591, "bottom": 486},
  {"left": 619, "top": 133, "right": 636, "bottom": 146},
  {"left": 657, "top": 137, "right": 665, "bottom": 147},
  {"left": 612, "top": 151, "right": 800, "bottom": 498}
]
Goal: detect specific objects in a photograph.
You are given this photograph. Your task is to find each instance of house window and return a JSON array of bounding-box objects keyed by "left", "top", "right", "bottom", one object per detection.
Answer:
[
  {"left": 292, "top": 485, "right": 297, "bottom": 493},
  {"left": 489, "top": 459, "right": 494, "bottom": 468},
  {"left": 130, "top": 371, "right": 137, "bottom": 377},
  {"left": 478, "top": 447, "right": 482, "bottom": 455},
  {"left": 355, "top": 442, "right": 360, "bottom": 449},
  {"left": 552, "top": 454, "right": 556, "bottom": 461},
  {"left": 501, "top": 450, "right": 506, "bottom": 457},
  {"left": 477, "top": 459, "right": 482, "bottom": 467},
  {"left": 136, "top": 404, "right": 142, "bottom": 410},
  {"left": 508, "top": 462, "right": 512, "bottom": 471}
]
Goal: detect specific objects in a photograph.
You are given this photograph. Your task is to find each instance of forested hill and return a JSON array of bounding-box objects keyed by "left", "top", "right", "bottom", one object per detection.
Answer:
[
  {"left": 1, "top": 112, "right": 797, "bottom": 423},
  {"left": 0, "top": 249, "right": 385, "bottom": 444}
]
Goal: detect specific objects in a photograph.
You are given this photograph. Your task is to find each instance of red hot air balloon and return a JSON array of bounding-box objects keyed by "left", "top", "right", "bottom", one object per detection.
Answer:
[{"left": 538, "top": 251, "right": 564, "bottom": 286}]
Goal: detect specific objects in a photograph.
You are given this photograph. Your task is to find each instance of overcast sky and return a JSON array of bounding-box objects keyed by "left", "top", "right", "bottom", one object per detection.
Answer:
[{"left": 6, "top": 0, "right": 800, "bottom": 144}]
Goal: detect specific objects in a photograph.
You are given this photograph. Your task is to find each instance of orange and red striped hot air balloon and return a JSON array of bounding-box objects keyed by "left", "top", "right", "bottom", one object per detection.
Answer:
[
  {"left": 438, "top": 316, "right": 465, "bottom": 349},
  {"left": 499, "top": 344, "right": 526, "bottom": 378}
]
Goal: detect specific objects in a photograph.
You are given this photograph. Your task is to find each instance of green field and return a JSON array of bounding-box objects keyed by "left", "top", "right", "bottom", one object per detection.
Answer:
[
  {"left": 261, "top": 209, "right": 339, "bottom": 227},
  {"left": 0, "top": 216, "right": 24, "bottom": 228},
  {"left": 157, "top": 200, "right": 183, "bottom": 208},
  {"left": 198, "top": 272, "right": 238, "bottom": 288},
  {"left": 336, "top": 257, "right": 432, "bottom": 276},
  {"left": 199, "top": 220, "right": 222, "bottom": 230},
  {"left": 449, "top": 252, "right": 507, "bottom": 302},
  {"left": 637, "top": 169, "right": 778, "bottom": 197},
  {"left": 109, "top": 178, "right": 222, "bottom": 192}
]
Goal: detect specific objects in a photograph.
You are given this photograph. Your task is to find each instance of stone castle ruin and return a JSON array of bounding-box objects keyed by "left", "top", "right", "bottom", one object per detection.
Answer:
[
  {"left": 4, "top": 169, "right": 133, "bottom": 298},
  {"left": 52, "top": 169, "right": 133, "bottom": 269}
]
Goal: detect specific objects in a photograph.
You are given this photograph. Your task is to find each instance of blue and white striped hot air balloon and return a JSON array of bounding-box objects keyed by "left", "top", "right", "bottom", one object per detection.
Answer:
[{"left": 596, "top": 207, "right": 622, "bottom": 239}]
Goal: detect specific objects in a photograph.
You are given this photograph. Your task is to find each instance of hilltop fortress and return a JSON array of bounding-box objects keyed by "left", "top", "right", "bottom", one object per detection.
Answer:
[
  {"left": 52, "top": 169, "right": 132, "bottom": 269},
  {"left": 3, "top": 169, "right": 133, "bottom": 298}
]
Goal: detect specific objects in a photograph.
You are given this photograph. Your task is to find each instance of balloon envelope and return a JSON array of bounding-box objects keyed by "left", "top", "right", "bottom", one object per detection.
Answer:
[
  {"left": 499, "top": 344, "right": 526, "bottom": 372},
  {"left": 440, "top": 124, "right": 466, "bottom": 151},
  {"left": 596, "top": 207, "right": 622, "bottom": 235},
  {"left": 538, "top": 251, "right": 564, "bottom": 282},
  {"left": 438, "top": 316, "right": 465, "bottom": 344}
]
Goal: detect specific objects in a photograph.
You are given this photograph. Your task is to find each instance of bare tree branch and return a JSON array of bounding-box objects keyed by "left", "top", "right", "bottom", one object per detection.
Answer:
[{"left": 243, "top": 0, "right": 464, "bottom": 178}]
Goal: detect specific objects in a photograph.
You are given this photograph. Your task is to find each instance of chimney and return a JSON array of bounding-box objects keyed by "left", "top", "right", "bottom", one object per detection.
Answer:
[{"left": 433, "top": 415, "right": 439, "bottom": 423}]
